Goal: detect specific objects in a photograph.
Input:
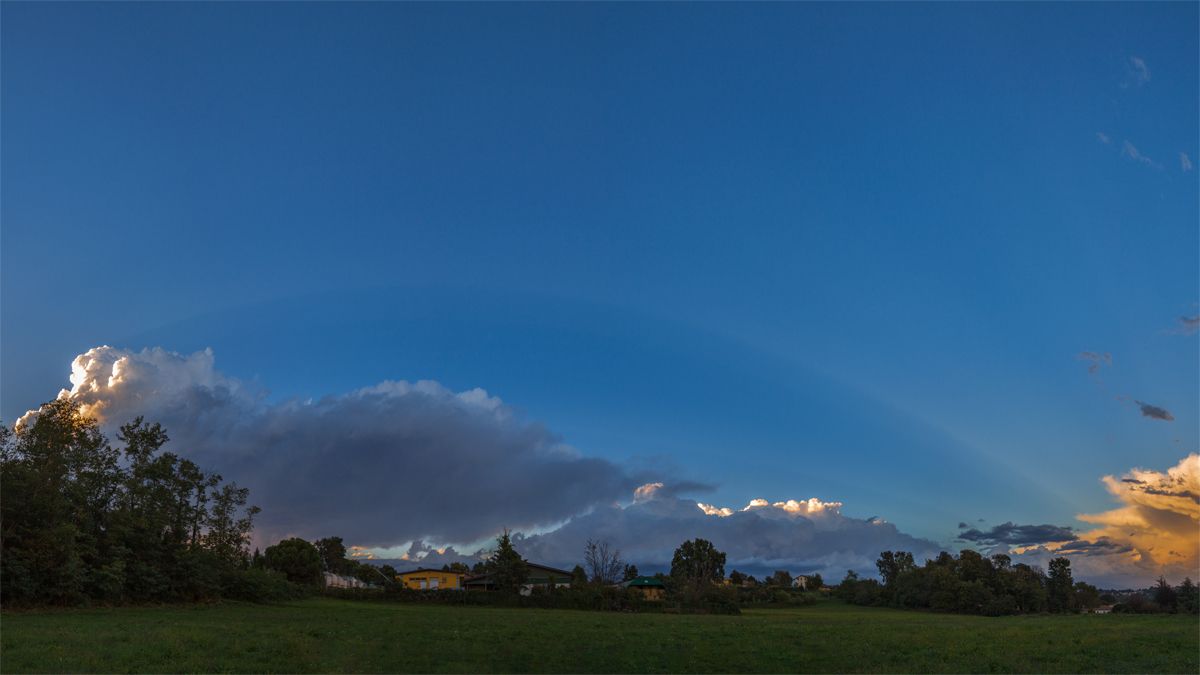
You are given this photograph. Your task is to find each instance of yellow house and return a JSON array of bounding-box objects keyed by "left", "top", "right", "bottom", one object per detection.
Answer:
[{"left": 397, "top": 568, "right": 465, "bottom": 590}]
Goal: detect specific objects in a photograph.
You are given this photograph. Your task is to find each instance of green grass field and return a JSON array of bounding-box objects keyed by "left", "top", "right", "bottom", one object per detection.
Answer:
[{"left": 2, "top": 597, "right": 1197, "bottom": 673}]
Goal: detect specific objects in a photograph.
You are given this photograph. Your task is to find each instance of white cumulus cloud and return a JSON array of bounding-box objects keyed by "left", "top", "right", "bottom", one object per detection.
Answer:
[
  {"left": 497, "top": 486, "right": 940, "bottom": 579},
  {"left": 1010, "top": 454, "right": 1199, "bottom": 588}
]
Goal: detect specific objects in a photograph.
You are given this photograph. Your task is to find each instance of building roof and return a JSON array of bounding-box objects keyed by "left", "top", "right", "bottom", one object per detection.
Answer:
[
  {"left": 623, "top": 576, "right": 666, "bottom": 588},
  {"left": 398, "top": 568, "right": 464, "bottom": 576},
  {"left": 525, "top": 562, "right": 573, "bottom": 576},
  {"left": 463, "top": 561, "right": 573, "bottom": 585}
]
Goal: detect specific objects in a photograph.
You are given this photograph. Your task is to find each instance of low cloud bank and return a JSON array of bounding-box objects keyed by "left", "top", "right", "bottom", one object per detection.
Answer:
[
  {"left": 19, "top": 346, "right": 945, "bottom": 581},
  {"left": 18, "top": 346, "right": 634, "bottom": 546},
  {"left": 400, "top": 485, "right": 942, "bottom": 580},
  {"left": 20, "top": 346, "right": 1193, "bottom": 588},
  {"left": 957, "top": 522, "right": 1076, "bottom": 547}
]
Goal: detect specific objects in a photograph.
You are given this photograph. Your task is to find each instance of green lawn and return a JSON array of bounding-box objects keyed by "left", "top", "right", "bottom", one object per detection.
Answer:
[{"left": 2, "top": 598, "right": 1197, "bottom": 673}]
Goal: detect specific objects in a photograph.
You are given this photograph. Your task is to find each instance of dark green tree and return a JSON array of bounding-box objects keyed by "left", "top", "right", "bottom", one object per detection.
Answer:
[
  {"left": 263, "top": 538, "right": 323, "bottom": 586},
  {"left": 1046, "top": 557, "right": 1074, "bottom": 612},
  {"left": 205, "top": 483, "right": 258, "bottom": 567},
  {"left": 570, "top": 565, "right": 588, "bottom": 588},
  {"left": 768, "top": 570, "right": 793, "bottom": 587},
  {"left": 1010, "top": 563, "right": 1048, "bottom": 613},
  {"left": 876, "top": 551, "right": 916, "bottom": 588},
  {"left": 670, "top": 539, "right": 726, "bottom": 587},
  {"left": 622, "top": 564, "right": 640, "bottom": 581},
  {"left": 485, "top": 529, "right": 528, "bottom": 594},
  {"left": 1073, "top": 581, "right": 1101, "bottom": 611},
  {"left": 315, "top": 537, "right": 350, "bottom": 574},
  {"left": 956, "top": 549, "right": 994, "bottom": 583},
  {"left": 1176, "top": 578, "right": 1199, "bottom": 614},
  {"left": 1154, "top": 576, "right": 1178, "bottom": 612},
  {"left": 1, "top": 400, "right": 264, "bottom": 606}
]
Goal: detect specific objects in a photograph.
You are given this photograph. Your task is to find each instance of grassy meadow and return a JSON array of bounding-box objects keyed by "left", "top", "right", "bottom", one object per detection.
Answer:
[{"left": 2, "top": 597, "right": 1197, "bottom": 674}]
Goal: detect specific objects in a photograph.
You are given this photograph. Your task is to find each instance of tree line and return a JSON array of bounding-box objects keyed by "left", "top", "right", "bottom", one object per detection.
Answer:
[
  {"left": 0, "top": 399, "right": 743, "bottom": 611},
  {"left": 836, "top": 549, "right": 1200, "bottom": 616},
  {"left": 1, "top": 400, "right": 277, "bottom": 605},
  {"left": 20, "top": 399, "right": 1185, "bottom": 617}
]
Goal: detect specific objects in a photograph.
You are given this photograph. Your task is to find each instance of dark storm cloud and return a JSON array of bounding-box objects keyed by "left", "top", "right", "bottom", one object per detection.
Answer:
[
  {"left": 957, "top": 521, "right": 1076, "bottom": 547},
  {"left": 17, "top": 347, "right": 975, "bottom": 581},
  {"left": 1136, "top": 401, "right": 1175, "bottom": 421},
  {"left": 20, "top": 347, "right": 637, "bottom": 547},
  {"left": 1055, "top": 537, "right": 1134, "bottom": 556}
]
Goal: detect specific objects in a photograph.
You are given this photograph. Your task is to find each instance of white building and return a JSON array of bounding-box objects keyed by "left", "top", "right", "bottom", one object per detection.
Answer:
[
  {"left": 792, "top": 575, "right": 813, "bottom": 590},
  {"left": 323, "top": 571, "right": 376, "bottom": 589}
]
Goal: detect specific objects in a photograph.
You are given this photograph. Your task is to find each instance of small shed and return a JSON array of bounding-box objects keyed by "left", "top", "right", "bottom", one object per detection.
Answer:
[{"left": 622, "top": 576, "right": 666, "bottom": 601}]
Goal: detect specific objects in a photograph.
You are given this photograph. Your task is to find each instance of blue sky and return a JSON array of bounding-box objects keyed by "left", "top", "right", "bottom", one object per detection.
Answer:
[{"left": 2, "top": 3, "right": 1197, "bottom": 580}]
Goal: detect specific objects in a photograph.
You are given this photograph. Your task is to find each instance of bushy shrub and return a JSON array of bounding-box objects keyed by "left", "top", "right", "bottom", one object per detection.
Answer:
[
  {"left": 790, "top": 592, "right": 818, "bottom": 606},
  {"left": 222, "top": 568, "right": 305, "bottom": 602},
  {"left": 671, "top": 585, "right": 740, "bottom": 615},
  {"left": 983, "top": 595, "right": 1018, "bottom": 616}
]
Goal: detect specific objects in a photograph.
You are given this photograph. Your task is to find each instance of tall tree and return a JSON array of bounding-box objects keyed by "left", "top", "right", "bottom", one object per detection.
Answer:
[
  {"left": 1, "top": 400, "right": 264, "bottom": 606},
  {"left": 670, "top": 539, "right": 726, "bottom": 588},
  {"left": 769, "top": 570, "right": 793, "bottom": 587},
  {"left": 486, "top": 529, "right": 528, "bottom": 594},
  {"left": 263, "top": 538, "right": 323, "bottom": 586},
  {"left": 876, "top": 551, "right": 916, "bottom": 588},
  {"left": 205, "top": 483, "right": 259, "bottom": 566},
  {"left": 1176, "top": 578, "right": 1199, "bottom": 614},
  {"left": 570, "top": 565, "right": 588, "bottom": 588},
  {"left": 584, "top": 539, "right": 624, "bottom": 585},
  {"left": 1046, "top": 557, "right": 1074, "bottom": 613},
  {"left": 314, "top": 537, "right": 350, "bottom": 574},
  {"left": 1154, "top": 576, "right": 1178, "bottom": 612}
]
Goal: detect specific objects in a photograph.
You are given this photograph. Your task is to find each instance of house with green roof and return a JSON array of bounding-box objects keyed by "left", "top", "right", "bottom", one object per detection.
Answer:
[{"left": 621, "top": 576, "right": 666, "bottom": 600}]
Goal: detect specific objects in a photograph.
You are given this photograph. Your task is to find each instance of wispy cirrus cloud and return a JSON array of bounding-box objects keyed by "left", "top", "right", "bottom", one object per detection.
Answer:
[
  {"left": 1181, "top": 153, "right": 1194, "bottom": 172},
  {"left": 1122, "top": 140, "right": 1160, "bottom": 168},
  {"left": 1096, "top": 132, "right": 1111, "bottom": 145},
  {"left": 1078, "top": 351, "right": 1112, "bottom": 375},
  {"left": 1122, "top": 56, "right": 1151, "bottom": 88},
  {"left": 1174, "top": 315, "right": 1200, "bottom": 335}
]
